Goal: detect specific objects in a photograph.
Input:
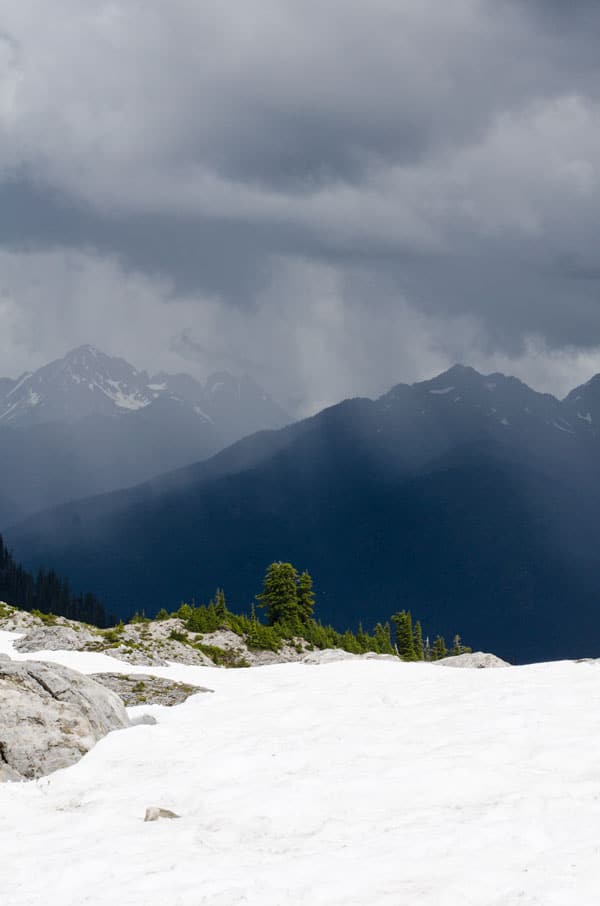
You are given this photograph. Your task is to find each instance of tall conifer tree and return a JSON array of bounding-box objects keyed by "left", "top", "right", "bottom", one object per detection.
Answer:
[
  {"left": 297, "top": 570, "right": 315, "bottom": 625},
  {"left": 413, "top": 620, "right": 425, "bottom": 660},
  {"left": 432, "top": 635, "right": 448, "bottom": 660},
  {"left": 373, "top": 621, "right": 394, "bottom": 655},
  {"left": 392, "top": 610, "right": 418, "bottom": 661},
  {"left": 256, "top": 562, "right": 299, "bottom": 626},
  {"left": 214, "top": 588, "right": 227, "bottom": 619}
]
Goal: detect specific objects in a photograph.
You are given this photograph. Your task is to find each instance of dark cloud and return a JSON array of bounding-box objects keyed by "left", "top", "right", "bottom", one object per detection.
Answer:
[
  {"left": 521, "top": 0, "right": 600, "bottom": 27},
  {"left": 0, "top": 178, "right": 299, "bottom": 301},
  {"left": 1, "top": 1, "right": 600, "bottom": 410}
]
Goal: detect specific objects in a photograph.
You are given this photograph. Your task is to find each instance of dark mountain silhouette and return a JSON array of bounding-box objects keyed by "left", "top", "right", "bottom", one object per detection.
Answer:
[{"left": 7, "top": 364, "right": 600, "bottom": 663}]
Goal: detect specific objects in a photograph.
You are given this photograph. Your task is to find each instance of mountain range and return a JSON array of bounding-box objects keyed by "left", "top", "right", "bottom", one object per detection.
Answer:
[
  {"left": 7, "top": 362, "right": 600, "bottom": 663},
  {"left": 0, "top": 345, "right": 288, "bottom": 524}
]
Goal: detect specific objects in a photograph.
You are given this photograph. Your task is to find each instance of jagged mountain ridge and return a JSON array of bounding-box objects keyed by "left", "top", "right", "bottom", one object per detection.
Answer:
[
  {"left": 0, "top": 345, "right": 286, "bottom": 437},
  {"left": 0, "top": 345, "right": 288, "bottom": 525},
  {"left": 9, "top": 362, "right": 600, "bottom": 663}
]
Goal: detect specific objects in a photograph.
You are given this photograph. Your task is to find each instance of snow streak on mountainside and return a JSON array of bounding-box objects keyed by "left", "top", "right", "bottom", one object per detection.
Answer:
[{"left": 0, "top": 628, "right": 598, "bottom": 906}]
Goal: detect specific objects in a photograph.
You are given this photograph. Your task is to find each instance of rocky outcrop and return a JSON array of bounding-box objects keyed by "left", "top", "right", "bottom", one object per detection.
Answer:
[
  {"left": 4, "top": 604, "right": 510, "bottom": 672},
  {"left": 91, "top": 673, "right": 213, "bottom": 706},
  {"left": 144, "top": 807, "right": 180, "bottom": 822},
  {"left": 0, "top": 654, "right": 130, "bottom": 782},
  {"left": 434, "top": 651, "right": 510, "bottom": 668},
  {"left": 300, "top": 649, "right": 399, "bottom": 665},
  {"left": 14, "top": 625, "right": 96, "bottom": 653}
]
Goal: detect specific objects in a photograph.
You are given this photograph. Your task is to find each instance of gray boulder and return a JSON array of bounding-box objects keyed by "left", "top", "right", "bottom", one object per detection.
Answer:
[
  {"left": 13, "top": 625, "right": 96, "bottom": 653},
  {"left": 301, "top": 649, "right": 400, "bottom": 665},
  {"left": 0, "top": 654, "right": 130, "bottom": 782},
  {"left": 434, "top": 651, "right": 510, "bottom": 668}
]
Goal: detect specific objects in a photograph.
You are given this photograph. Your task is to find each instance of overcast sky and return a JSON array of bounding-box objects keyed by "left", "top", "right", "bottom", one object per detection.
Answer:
[{"left": 2, "top": 1, "right": 600, "bottom": 414}]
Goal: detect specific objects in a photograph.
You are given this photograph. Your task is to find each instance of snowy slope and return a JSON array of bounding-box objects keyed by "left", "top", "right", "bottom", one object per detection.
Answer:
[{"left": 0, "top": 629, "right": 599, "bottom": 905}]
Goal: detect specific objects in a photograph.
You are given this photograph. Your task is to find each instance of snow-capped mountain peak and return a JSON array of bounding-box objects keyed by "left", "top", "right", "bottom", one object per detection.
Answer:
[
  {"left": 0, "top": 347, "right": 153, "bottom": 425},
  {"left": 0, "top": 347, "right": 288, "bottom": 433}
]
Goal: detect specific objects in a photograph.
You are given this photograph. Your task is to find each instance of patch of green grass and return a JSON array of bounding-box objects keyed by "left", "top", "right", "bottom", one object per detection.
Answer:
[
  {"left": 101, "top": 626, "right": 124, "bottom": 645},
  {"left": 169, "top": 629, "right": 190, "bottom": 644},
  {"left": 30, "top": 609, "right": 58, "bottom": 625},
  {"left": 195, "top": 642, "right": 249, "bottom": 668}
]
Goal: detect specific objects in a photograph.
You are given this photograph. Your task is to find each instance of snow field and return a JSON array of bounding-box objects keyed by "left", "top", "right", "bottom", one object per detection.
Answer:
[{"left": 0, "top": 631, "right": 599, "bottom": 905}]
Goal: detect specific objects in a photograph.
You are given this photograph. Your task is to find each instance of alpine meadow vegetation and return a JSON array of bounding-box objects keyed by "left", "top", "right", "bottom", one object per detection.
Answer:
[
  {"left": 166, "top": 562, "right": 470, "bottom": 661},
  {"left": 0, "top": 543, "right": 471, "bottom": 661}
]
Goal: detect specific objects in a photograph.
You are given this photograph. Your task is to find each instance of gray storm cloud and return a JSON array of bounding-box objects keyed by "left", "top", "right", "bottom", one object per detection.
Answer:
[{"left": 1, "top": 1, "right": 600, "bottom": 412}]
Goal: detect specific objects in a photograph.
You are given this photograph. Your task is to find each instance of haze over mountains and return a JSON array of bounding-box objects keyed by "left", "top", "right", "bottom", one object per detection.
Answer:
[
  {"left": 8, "top": 362, "right": 600, "bottom": 663},
  {"left": 0, "top": 345, "right": 288, "bottom": 524}
]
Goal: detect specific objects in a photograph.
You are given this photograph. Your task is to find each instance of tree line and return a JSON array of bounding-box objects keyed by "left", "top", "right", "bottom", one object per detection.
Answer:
[
  {"left": 253, "top": 561, "right": 469, "bottom": 659},
  {"left": 0, "top": 534, "right": 113, "bottom": 627},
  {"left": 150, "top": 561, "right": 470, "bottom": 660},
  {"left": 0, "top": 544, "right": 470, "bottom": 658}
]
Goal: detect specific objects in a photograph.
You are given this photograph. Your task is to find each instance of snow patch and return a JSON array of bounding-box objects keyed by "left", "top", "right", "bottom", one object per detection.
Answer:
[
  {"left": 428, "top": 386, "right": 455, "bottom": 395},
  {"left": 6, "top": 372, "right": 32, "bottom": 398},
  {"left": 0, "top": 400, "right": 19, "bottom": 421},
  {"left": 193, "top": 406, "right": 214, "bottom": 422},
  {"left": 100, "top": 380, "right": 150, "bottom": 411},
  {"left": 553, "top": 421, "right": 574, "bottom": 434}
]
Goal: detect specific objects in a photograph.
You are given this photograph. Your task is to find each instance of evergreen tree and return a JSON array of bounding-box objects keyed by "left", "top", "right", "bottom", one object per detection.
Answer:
[
  {"left": 450, "top": 633, "right": 471, "bottom": 656},
  {"left": 0, "top": 533, "right": 110, "bottom": 627},
  {"left": 413, "top": 620, "right": 425, "bottom": 660},
  {"left": 392, "top": 610, "right": 418, "bottom": 661},
  {"left": 373, "top": 621, "right": 394, "bottom": 655},
  {"left": 340, "top": 629, "right": 361, "bottom": 653},
  {"left": 296, "top": 570, "right": 315, "bottom": 625},
  {"left": 431, "top": 635, "right": 448, "bottom": 660},
  {"left": 356, "top": 621, "right": 367, "bottom": 652},
  {"left": 214, "top": 588, "right": 227, "bottom": 620},
  {"left": 256, "top": 562, "right": 300, "bottom": 626}
]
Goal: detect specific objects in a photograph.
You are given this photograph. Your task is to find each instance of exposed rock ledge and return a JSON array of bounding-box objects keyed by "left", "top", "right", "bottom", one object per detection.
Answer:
[
  {"left": 14, "top": 624, "right": 97, "bottom": 652},
  {"left": 0, "top": 654, "right": 130, "bottom": 782},
  {"left": 434, "top": 651, "right": 510, "bottom": 668},
  {"left": 91, "top": 673, "right": 213, "bottom": 707}
]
